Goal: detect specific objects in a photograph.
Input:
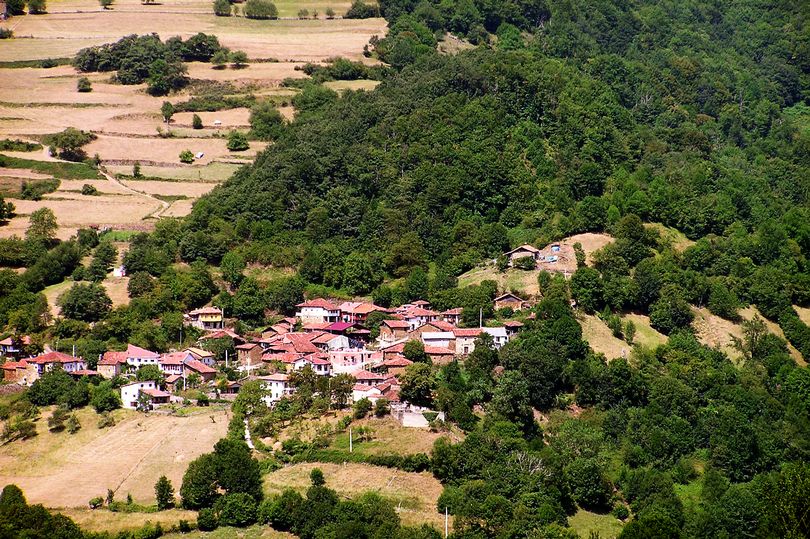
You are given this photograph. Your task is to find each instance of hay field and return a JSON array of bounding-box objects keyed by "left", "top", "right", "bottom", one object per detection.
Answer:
[
  {"left": 578, "top": 313, "right": 628, "bottom": 360},
  {"left": 60, "top": 508, "right": 199, "bottom": 534},
  {"left": 621, "top": 313, "right": 667, "bottom": 349},
  {"left": 1, "top": 0, "right": 386, "bottom": 62},
  {"left": 692, "top": 306, "right": 805, "bottom": 365},
  {"left": 264, "top": 462, "right": 447, "bottom": 529},
  {"left": 0, "top": 406, "right": 229, "bottom": 507}
]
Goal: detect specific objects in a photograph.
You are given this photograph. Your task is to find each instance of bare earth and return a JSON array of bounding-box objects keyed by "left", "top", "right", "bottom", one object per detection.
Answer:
[{"left": 0, "top": 407, "right": 229, "bottom": 507}]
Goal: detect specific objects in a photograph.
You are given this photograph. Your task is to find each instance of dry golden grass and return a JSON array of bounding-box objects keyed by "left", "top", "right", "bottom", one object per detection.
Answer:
[
  {"left": 328, "top": 417, "right": 458, "bottom": 456},
  {"left": 0, "top": 406, "right": 229, "bottom": 507},
  {"left": 264, "top": 462, "right": 447, "bottom": 529},
  {"left": 0, "top": 167, "right": 52, "bottom": 180},
  {"left": 59, "top": 507, "right": 198, "bottom": 534},
  {"left": 795, "top": 305, "right": 810, "bottom": 326},
  {"left": 578, "top": 313, "right": 629, "bottom": 360},
  {"left": 323, "top": 79, "right": 381, "bottom": 92},
  {"left": 692, "top": 306, "right": 805, "bottom": 366},
  {"left": 561, "top": 232, "right": 614, "bottom": 265}
]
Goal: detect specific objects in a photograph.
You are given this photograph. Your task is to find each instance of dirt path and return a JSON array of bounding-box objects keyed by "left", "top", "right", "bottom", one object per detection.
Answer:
[{"left": 99, "top": 166, "right": 169, "bottom": 219}]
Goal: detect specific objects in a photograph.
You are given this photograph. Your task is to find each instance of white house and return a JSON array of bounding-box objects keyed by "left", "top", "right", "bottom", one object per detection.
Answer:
[
  {"left": 329, "top": 349, "right": 379, "bottom": 374},
  {"left": 120, "top": 380, "right": 157, "bottom": 409},
  {"left": 482, "top": 327, "right": 509, "bottom": 348},
  {"left": 258, "top": 373, "right": 293, "bottom": 404},
  {"left": 421, "top": 331, "right": 455, "bottom": 349},
  {"left": 295, "top": 299, "right": 341, "bottom": 324},
  {"left": 125, "top": 344, "right": 160, "bottom": 368},
  {"left": 400, "top": 307, "right": 440, "bottom": 331}
]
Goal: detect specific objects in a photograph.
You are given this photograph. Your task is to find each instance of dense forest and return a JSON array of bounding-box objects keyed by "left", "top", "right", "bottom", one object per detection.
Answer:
[{"left": 0, "top": 0, "right": 809, "bottom": 537}]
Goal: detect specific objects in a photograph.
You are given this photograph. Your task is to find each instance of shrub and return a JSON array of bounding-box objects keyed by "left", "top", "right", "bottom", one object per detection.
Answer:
[
  {"left": 213, "top": 0, "right": 231, "bottom": 16},
  {"left": 215, "top": 493, "right": 257, "bottom": 527},
  {"left": 230, "top": 50, "right": 248, "bottom": 68},
  {"left": 133, "top": 162, "right": 142, "bottom": 177},
  {"left": 179, "top": 149, "right": 195, "bottom": 163},
  {"left": 243, "top": 0, "right": 277, "bottom": 19},
  {"left": 374, "top": 398, "right": 390, "bottom": 417},
  {"left": 226, "top": 131, "right": 249, "bottom": 151},
  {"left": 155, "top": 475, "right": 175, "bottom": 510},
  {"left": 0, "top": 28, "right": 13, "bottom": 39},
  {"left": 81, "top": 184, "right": 99, "bottom": 196},
  {"left": 197, "top": 508, "right": 218, "bottom": 531},
  {"left": 353, "top": 397, "right": 372, "bottom": 419},
  {"left": 66, "top": 414, "right": 81, "bottom": 433},
  {"left": 513, "top": 255, "right": 536, "bottom": 270},
  {"left": 612, "top": 504, "right": 629, "bottom": 520},
  {"left": 77, "top": 77, "right": 92, "bottom": 92},
  {"left": 99, "top": 0, "right": 114, "bottom": 8},
  {"left": 28, "top": 0, "right": 47, "bottom": 14},
  {"left": 325, "top": 7, "right": 335, "bottom": 18},
  {"left": 197, "top": 393, "right": 210, "bottom": 406},
  {"left": 48, "top": 407, "right": 69, "bottom": 431},
  {"left": 345, "top": 0, "right": 378, "bottom": 18},
  {"left": 89, "top": 497, "right": 103, "bottom": 509},
  {"left": 192, "top": 114, "right": 203, "bottom": 129},
  {"left": 249, "top": 101, "right": 283, "bottom": 140},
  {"left": 97, "top": 411, "right": 116, "bottom": 428}
]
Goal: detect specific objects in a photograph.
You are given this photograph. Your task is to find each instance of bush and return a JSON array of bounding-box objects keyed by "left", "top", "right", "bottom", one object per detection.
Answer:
[
  {"left": 66, "top": 414, "right": 81, "bottom": 433},
  {"left": 99, "top": 0, "right": 114, "bottom": 8},
  {"left": 28, "top": 0, "right": 47, "bottom": 14},
  {"left": 345, "top": 0, "right": 378, "bottom": 18},
  {"left": 0, "top": 28, "right": 13, "bottom": 39},
  {"left": 226, "top": 131, "right": 249, "bottom": 151},
  {"left": 215, "top": 493, "right": 257, "bottom": 527},
  {"left": 230, "top": 50, "right": 248, "bottom": 68},
  {"left": 249, "top": 102, "right": 283, "bottom": 141},
  {"left": 179, "top": 149, "right": 195, "bottom": 163},
  {"left": 89, "top": 497, "right": 103, "bottom": 509},
  {"left": 513, "top": 255, "right": 536, "bottom": 270},
  {"left": 213, "top": 0, "right": 231, "bottom": 16},
  {"left": 97, "top": 412, "right": 116, "bottom": 428},
  {"left": 243, "top": 0, "right": 277, "bottom": 19},
  {"left": 77, "top": 77, "right": 92, "bottom": 92},
  {"left": 81, "top": 184, "right": 99, "bottom": 196},
  {"left": 197, "top": 508, "right": 218, "bottom": 531},
  {"left": 192, "top": 114, "right": 203, "bottom": 129},
  {"left": 353, "top": 397, "right": 372, "bottom": 419},
  {"left": 374, "top": 398, "right": 390, "bottom": 417},
  {"left": 612, "top": 504, "right": 629, "bottom": 520}
]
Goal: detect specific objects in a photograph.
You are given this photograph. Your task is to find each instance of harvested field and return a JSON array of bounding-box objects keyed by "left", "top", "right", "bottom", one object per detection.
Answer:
[
  {"left": 185, "top": 61, "right": 308, "bottom": 83},
  {"left": 119, "top": 179, "right": 215, "bottom": 197},
  {"left": 59, "top": 508, "right": 198, "bottom": 534},
  {"left": 579, "top": 313, "right": 628, "bottom": 360},
  {"left": 87, "top": 134, "right": 263, "bottom": 166},
  {"left": 0, "top": 406, "right": 229, "bottom": 507},
  {"left": 0, "top": 194, "right": 159, "bottom": 240},
  {"left": 108, "top": 161, "right": 242, "bottom": 182},
  {"left": 2, "top": 2, "right": 386, "bottom": 62},
  {"left": 264, "top": 462, "right": 447, "bottom": 529},
  {"left": 323, "top": 79, "right": 381, "bottom": 92},
  {"left": 328, "top": 417, "right": 457, "bottom": 456},
  {"left": 0, "top": 167, "right": 52, "bottom": 180},
  {"left": 692, "top": 306, "right": 805, "bottom": 365},
  {"left": 458, "top": 264, "right": 541, "bottom": 296},
  {"left": 161, "top": 198, "right": 196, "bottom": 218},
  {"left": 561, "top": 233, "right": 614, "bottom": 265}
]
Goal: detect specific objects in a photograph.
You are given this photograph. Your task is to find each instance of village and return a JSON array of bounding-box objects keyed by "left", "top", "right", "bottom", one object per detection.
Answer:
[{"left": 0, "top": 290, "right": 534, "bottom": 423}]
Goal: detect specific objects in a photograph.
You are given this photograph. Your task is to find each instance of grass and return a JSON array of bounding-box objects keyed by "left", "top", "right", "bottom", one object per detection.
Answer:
[
  {"left": 326, "top": 417, "right": 450, "bottom": 456},
  {"left": 323, "top": 79, "right": 381, "bottom": 92},
  {"left": 458, "top": 264, "right": 540, "bottom": 296},
  {"left": 108, "top": 162, "right": 242, "bottom": 183},
  {"left": 675, "top": 480, "right": 703, "bottom": 513},
  {"left": 0, "top": 58, "right": 72, "bottom": 69},
  {"left": 0, "top": 154, "right": 101, "bottom": 180},
  {"left": 568, "top": 509, "right": 624, "bottom": 539},
  {"left": 58, "top": 508, "right": 198, "bottom": 534},
  {"left": 646, "top": 222, "right": 695, "bottom": 252},
  {"left": 622, "top": 313, "right": 667, "bottom": 349},
  {"left": 163, "top": 526, "right": 294, "bottom": 539},
  {"left": 100, "top": 230, "right": 142, "bottom": 241},
  {"left": 244, "top": 264, "right": 296, "bottom": 284},
  {"left": 263, "top": 462, "right": 445, "bottom": 529}
]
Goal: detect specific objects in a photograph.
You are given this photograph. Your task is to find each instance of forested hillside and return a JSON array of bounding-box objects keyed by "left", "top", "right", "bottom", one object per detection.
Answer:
[{"left": 0, "top": 1, "right": 808, "bottom": 538}]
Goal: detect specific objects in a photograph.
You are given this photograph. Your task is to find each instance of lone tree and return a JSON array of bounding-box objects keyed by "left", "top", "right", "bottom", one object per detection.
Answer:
[
  {"left": 155, "top": 475, "right": 175, "bottom": 510},
  {"left": 179, "top": 149, "right": 194, "bottom": 163},
  {"left": 230, "top": 50, "right": 248, "bottom": 69},
  {"left": 26, "top": 208, "right": 58, "bottom": 243},
  {"left": 77, "top": 77, "right": 92, "bottom": 92},
  {"left": 192, "top": 114, "right": 203, "bottom": 129},
  {"left": 161, "top": 101, "right": 174, "bottom": 124},
  {"left": 243, "top": 0, "right": 277, "bottom": 19},
  {"left": 211, "top": 49, "right": 230, "bottom": 69}
]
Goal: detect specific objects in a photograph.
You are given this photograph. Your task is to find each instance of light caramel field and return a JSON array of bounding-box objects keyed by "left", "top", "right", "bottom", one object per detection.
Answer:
[
  {"left": 0, "top": 0, "right": 384, "bottom": 237},
  {"left": 1, "top": 0, "right": 386, "bottom": 61},
  {"left": 0, "top": 407, "right": 229, "bottom": 507}
]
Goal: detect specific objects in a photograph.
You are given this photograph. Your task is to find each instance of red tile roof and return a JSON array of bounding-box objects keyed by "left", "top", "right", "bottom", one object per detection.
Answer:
[
  {"left": 425, "top": 345, "right": 454, "bottom": 355},
  {"left": 427, "top": 320, "right": 456, "bottom": 332},
  {"left": 160, "top": 352, "right": 189, "bottom": 365},
  {"left": 412, "top": 300, "right": 430, "bottom": 306},
  {"left": 185, "top": 359, "right": 216, "bottom": 374},
  {"left": 262, "top": 352, "right": 302, "bottom": 364},
  {"left": 99, "top": 351, "right": 127, "bottom": 365},
  {"left": 441, "top": 308, "right": 463, "bottom": 315},
  {"left": 402, "top": 307, "right": 439, "bottom": 317},
  {"left": 383, "top": 320, "right": 410, "bottom": 329},
  {"left": 70, "top": 369, "right": 100, "bottom": 376},
  {"left": 142, "top": 388, "right": 171, "bottom": 398},
  {"left": 127, "top": 344, "right": 159, "bottom": 358},
  {"left": 504, "top": 320, "right": 524, "bottom": 327},
  {"left": 1, "top": 361, "right": 26, "bottom": 370},
  {"left": 28, "top": 351, "right": 83, "bottom": 364},
  {"left": 285, "top": 333, "right": 321, "bottom": 354},
  {"left": 453, "top": 328, "right": 484, "bottom": 337},
  {"left": 382, "top": 356, "right": 413, "bottom": 368},
  {"left": 297, "top": 298, "right": 338, "bottom": 310},
  {"left": 353, "top": 370, "right": 384, "bottom": 381}
]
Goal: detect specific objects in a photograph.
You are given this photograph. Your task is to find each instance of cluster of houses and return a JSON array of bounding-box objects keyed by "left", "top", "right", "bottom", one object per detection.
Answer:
[{"left": 0, "top": 293, "right": 530, "bottom": 414}]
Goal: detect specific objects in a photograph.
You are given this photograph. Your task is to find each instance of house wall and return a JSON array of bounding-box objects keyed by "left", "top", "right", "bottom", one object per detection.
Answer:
[{"left": 120, "top": 381, "right": 156, "bottom": 409}]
